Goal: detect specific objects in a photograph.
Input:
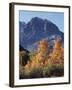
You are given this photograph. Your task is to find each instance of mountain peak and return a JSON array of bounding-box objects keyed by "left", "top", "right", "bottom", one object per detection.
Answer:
[
  {"left": 19, "top": 17, "right": 64, "bottom": 51},
  {"left": 31, "top": 17, "right": 44, "bottom": 23},
  {"left": 31, "top": 17, "right": 43, "bottom": 20}
]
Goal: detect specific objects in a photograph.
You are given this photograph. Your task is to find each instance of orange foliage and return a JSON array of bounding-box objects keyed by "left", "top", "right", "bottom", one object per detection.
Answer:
[
  {"left": 49, "top": 39, "right": 64, "bottom": 67},
  {"left": 36, "top": 39, "right": 48, "bottom": 64},
  {"left": 20, "top": 39, "right": 64, "bottom": 72}
]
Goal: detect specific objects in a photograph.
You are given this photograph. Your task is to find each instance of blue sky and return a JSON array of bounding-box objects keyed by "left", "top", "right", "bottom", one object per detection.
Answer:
[{"left": 19, "top": 10, "right": 64, "bottom": 32}]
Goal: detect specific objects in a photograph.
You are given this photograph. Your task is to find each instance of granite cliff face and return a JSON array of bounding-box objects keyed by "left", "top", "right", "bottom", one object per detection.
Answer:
[{"left": 19, "top": 17, "right": 64, "bottom": 51}]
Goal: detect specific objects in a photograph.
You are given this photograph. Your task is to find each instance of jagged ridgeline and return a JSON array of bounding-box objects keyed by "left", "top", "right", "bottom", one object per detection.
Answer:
[
  {"left": 19, "top": 17, "right": 64, "bottom": 79},
  {"left": 19, "top": 17, "right": 64, "bottom": 51}
]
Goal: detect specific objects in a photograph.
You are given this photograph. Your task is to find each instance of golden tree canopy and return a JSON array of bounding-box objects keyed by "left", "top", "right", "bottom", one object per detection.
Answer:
[
  {"left": 54, "top": 39, "right": 62, "bottom": 49},
  {"left": 38, "top": 39, "right": 48, "bottom": 53}
]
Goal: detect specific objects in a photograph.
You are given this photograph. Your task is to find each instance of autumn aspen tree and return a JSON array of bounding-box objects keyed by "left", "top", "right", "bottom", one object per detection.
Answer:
[{"left": 36, "top": 40, "right": 48, "bottom": 65}]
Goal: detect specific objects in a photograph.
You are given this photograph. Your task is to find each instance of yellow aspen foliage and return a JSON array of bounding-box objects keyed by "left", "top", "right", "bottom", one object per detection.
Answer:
[
  {"left": 50, "top": 39, "right": 64, "bottom": 67},
  {"left": 36, "top": 39, "right": 48, "bottom": 64}
]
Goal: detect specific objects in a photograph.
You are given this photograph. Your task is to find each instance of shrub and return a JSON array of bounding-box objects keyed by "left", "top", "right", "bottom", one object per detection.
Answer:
[
  {"left": 20, "top": 64, "right": 64, "bottom": 79},
  {"left": 20, "top": 66, "right": 43, "bottom": 79},
  {"left": 43, "top": 65, "right": 64, "bottom": 77}
]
